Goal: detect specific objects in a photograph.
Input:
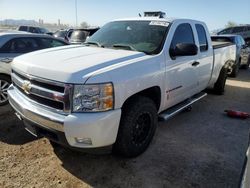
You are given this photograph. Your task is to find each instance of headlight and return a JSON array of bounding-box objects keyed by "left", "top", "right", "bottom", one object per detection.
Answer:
[{"left": 73, "top": 83, "right": 114, "bottom": 112}]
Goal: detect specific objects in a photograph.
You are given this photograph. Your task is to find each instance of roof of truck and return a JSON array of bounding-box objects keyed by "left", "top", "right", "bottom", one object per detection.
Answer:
[{"left": 113, "top": 17, "right": 201, "bottom": 23}]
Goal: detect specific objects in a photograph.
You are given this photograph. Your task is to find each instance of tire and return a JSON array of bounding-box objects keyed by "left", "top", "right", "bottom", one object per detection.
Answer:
[
  {"left": 230, "top": 59, "right": 240, "bottom": 77},
  {"left": 0, "top": 75, "right": 11, "bottom": 106},
  {"left": 213, "top": 67, "right": 227, "bottom": 95},
  {"left": 114, "top": 96, "right": 158, "bottom": 157}
]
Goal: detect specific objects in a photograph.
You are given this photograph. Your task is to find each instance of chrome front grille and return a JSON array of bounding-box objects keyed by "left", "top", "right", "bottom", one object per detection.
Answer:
[{"left": 11, "top": 70, "right": 72, "bottom": 113}]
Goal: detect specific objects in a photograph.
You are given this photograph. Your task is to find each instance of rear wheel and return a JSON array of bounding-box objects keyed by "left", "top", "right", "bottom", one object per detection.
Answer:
[
  {"left": 213, "top": 67, "right": 227, "bottom": 95},
  {"left": 0, "top": 75, "right": 11, "bottom": 106},
  {"left": 114, "top": 96, "right": 158, "bottom": 157},
  {"left": 230, "top": 59, "right": 240, "bottom": 77}
]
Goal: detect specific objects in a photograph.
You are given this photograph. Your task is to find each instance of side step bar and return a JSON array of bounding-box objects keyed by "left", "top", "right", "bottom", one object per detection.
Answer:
[{"left": 159, "top": 92, "right": 207, "bottom": 121}]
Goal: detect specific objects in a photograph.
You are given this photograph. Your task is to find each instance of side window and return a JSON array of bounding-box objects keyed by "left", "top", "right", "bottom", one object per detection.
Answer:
[
  {"left": 29, "top": 27, "right": 39, "bottom": 33},
  {"left": 0, "top": 40, "right": 12, "bottom": 53},
  {"left": 218, "top": 28, "right": 232, "bottom": 35},
  {"left": 232, "top": 27, "right": 244, "bottom": 33},
  {"left": 170, "top": 23, "right": 195, "bottom": 49},
  {"left": 18, "top": 26, "right": 28, "bottom": 31},
  {"left": 195, "top": 24, "right": 208, "bottom": 52},
  {"left": 0, "top": 38, "right": 39, "bottom": 53},
  {"left": 36, "top": 38, "right": 66, "bottom": 49}
]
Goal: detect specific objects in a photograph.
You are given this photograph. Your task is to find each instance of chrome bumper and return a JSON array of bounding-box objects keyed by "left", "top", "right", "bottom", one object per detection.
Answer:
[{"left": 8, "top": 84, "right": 65, "bottom": 132}]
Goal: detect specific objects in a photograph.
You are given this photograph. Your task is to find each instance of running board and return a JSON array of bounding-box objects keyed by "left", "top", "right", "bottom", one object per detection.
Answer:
[{"left": 159, "top": 92, "right": 207, "bottom": 121}]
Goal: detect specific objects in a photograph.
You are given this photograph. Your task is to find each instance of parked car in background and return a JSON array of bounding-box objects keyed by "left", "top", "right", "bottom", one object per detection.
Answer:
[
  {"left": 17, "top": 25, "right": 51, "bottom": 35},
  {"left": 217, "top": 25, "right": 250, "bottom": 45},
  {"left": 211, "top": 35, "right": 250, "bottom": 76},
  {"left": 0, "top": 31, "right": 69, "bottom": 105},
  {"left": 53, "top": 29, "right": 73, "bottom": 42},
  {"left": 69, "top": 28, "right": 99, "bottom": 44}
]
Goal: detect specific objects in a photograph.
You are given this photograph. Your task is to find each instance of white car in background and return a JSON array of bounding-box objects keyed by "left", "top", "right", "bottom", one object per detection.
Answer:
[{"left": 0, "top": 31, "right": 68, "bottom": 105}]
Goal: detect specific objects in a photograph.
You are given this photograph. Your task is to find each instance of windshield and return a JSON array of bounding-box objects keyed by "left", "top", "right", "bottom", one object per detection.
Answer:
[{"left": 87, "top": 21, "right": 169, "bottom": 55}]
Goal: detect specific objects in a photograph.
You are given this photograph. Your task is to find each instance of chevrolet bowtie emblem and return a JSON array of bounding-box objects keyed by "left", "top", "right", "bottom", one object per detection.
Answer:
[{"left": 22, "top": 80, "right": 31, "bottom": 94}]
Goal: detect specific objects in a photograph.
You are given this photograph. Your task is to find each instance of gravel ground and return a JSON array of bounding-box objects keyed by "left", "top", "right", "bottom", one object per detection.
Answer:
[{"left": 0, "top": 69, "right": 250, "bottom": 188}]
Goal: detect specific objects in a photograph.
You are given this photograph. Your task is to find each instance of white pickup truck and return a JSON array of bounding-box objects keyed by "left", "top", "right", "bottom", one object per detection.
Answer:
[{"left": 8, "top": 18, "right": 236, "bottom": 157}]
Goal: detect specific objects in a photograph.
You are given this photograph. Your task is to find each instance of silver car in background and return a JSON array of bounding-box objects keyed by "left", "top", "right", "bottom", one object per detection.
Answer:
[{"left": 0, "top": 31, "right": 69, "bottom": 105}]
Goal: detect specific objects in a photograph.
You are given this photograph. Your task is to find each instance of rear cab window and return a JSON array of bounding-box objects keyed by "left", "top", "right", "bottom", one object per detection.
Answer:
[{"left": 195, "top": 24, "right": 208, "bottom": 52}]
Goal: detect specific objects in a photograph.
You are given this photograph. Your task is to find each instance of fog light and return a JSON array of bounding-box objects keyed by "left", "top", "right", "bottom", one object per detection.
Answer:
[{"left": 75, "top": 137, "right": 92, "bottom": 145}]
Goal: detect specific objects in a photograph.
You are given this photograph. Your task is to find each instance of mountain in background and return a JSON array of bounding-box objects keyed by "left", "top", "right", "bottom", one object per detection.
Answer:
[
  {"left": 0, "top": 19, "right": 39, "bottom": 26},
  {"left": 0, "top": 19, "right": 71, "bottom": 32}
]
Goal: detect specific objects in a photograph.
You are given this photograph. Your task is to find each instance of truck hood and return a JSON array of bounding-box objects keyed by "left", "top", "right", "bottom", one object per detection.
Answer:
[{"left": 12, "top": 45, "right": 146, "bottom": 83}]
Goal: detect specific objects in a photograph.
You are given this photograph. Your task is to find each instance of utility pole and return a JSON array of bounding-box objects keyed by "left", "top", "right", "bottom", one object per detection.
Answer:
[{"left": 75, "top": 0, "right": 78, "bottom": 28}]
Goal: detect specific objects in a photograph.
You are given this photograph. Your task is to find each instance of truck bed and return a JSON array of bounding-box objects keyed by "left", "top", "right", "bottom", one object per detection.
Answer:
[{"left": 212, "top": 41, "right": 234, "bottom": 49}]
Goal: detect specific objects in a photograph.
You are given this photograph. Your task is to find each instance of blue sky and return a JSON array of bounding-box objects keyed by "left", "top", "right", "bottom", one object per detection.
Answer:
[{"left": 0, "top": 0, "right": 249, "bottom": 30}]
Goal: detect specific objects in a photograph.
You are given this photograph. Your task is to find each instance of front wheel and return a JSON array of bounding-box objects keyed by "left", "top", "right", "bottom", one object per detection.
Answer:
[
  {"left": 114, "top": 96, "right": 158, "bottom": 157},
  {"left": 0, "top": 75, "right": 11, "bottom": 106}
]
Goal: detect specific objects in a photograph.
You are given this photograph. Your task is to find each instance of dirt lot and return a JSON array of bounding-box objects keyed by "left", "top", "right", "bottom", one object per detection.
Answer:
[{"left": 0, "top": 69, "right": 250, "bottom": 188}]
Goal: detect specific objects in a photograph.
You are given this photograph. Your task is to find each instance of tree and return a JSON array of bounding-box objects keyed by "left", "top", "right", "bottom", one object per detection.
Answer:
[
  {"left": 80, "top": 21, "right": 89, "bottom": 28},
  {"left": 225, "top": 21, "right": 238, "bottom": 28}
]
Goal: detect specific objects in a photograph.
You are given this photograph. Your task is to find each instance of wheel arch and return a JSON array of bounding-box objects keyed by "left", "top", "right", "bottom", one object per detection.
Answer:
[
  {"left": 0, "top": 73, "right": 11, "bottom": 79},
  {"left": 121, "top": 86, "right": 161, "bottom": 112}
]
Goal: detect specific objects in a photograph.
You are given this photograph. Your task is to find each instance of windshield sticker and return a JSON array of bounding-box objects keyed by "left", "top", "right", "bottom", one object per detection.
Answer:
[{"left": 149, "top": 21, "right": 169, "bottom": 27}]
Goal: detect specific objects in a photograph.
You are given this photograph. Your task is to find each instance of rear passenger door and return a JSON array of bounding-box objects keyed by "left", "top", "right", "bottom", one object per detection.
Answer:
[{"left": 194, "top": 24, "right": 213, "bottom": 91}]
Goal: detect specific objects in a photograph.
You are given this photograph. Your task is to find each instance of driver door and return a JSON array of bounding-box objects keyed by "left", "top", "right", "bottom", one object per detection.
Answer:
[{"left": 164, "top": 23, "right": 200, "bottom": 108}]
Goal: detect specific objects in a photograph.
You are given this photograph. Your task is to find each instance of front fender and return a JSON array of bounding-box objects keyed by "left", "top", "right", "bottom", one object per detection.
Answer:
[
  {"left": 0, "top": 62, "right": 11, "bottom": 75},
  {"left": 85, "top": 55, "right": 166, "bottom": 110}
]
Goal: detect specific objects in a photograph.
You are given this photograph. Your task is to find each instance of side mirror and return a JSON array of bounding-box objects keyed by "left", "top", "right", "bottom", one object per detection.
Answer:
[{"left": 170, "top": 43, "right": 198, "bottom": 58}]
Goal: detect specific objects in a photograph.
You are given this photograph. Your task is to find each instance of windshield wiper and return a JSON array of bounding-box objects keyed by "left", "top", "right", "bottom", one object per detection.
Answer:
[
  {"left": 112, "top": 44, "right": 137, "bottom": 51},
  {"left": 84, "top": 41, "right": 104, "bottom": 47}
]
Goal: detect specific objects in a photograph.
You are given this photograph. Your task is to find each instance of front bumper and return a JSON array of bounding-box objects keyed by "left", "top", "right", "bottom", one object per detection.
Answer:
[{"left": 8, "top": 84, "right": 121, "bottom": 149}]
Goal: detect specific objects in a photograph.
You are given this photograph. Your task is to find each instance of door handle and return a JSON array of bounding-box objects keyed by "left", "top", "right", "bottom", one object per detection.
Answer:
[
  {"left": 0, "top": 58, "right": 13, "bottom": 63},
  {"left": 192, "top": 61, "right": 200, "bottom": 66}
]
